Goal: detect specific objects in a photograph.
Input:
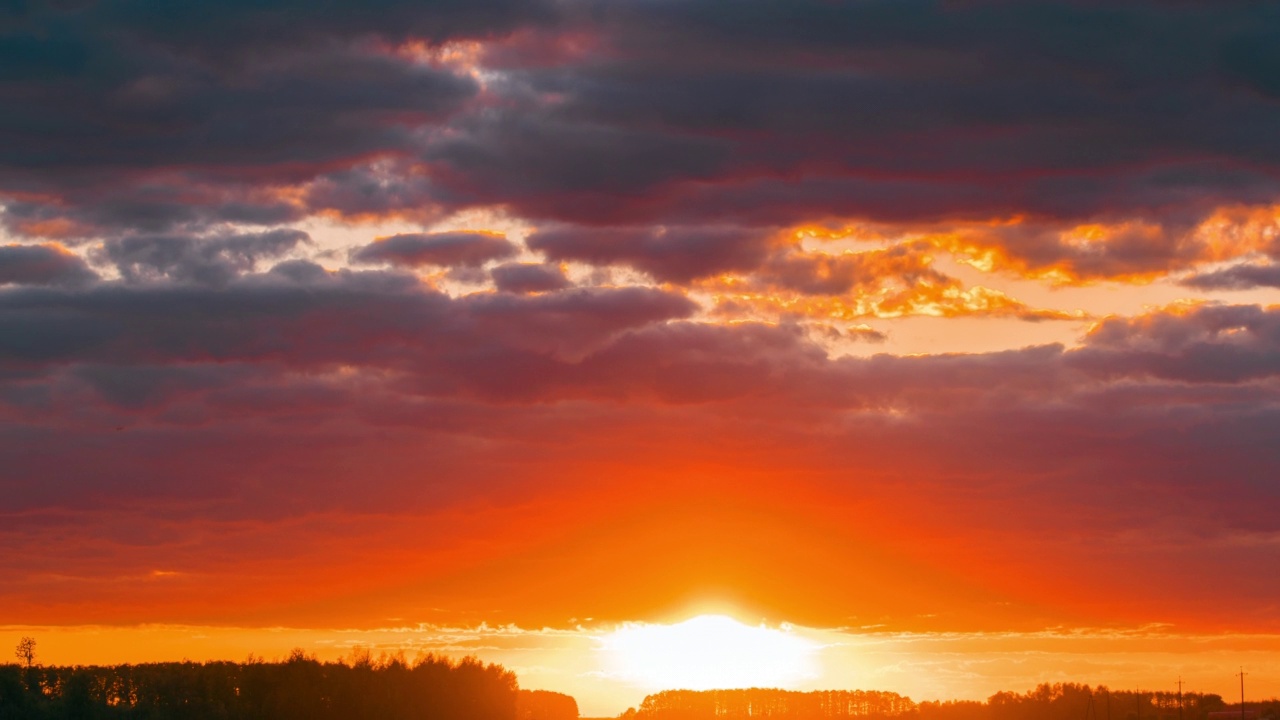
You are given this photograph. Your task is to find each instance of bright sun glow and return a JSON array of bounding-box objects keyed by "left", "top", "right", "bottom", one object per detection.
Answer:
[{"left": 601, "top": 614, "right": 820, "bottom": 690}]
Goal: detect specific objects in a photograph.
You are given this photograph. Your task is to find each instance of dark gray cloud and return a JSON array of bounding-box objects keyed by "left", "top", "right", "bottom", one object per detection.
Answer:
[
  {"left": 1, "top": 182, "right": 308, "bottom": 238},
  {"left": 0, "top": 47, "right": 476, "bottom": 177},
  {"left": 406, "top": 0, "right": 1280, "bottom": 280},
  {"left": 420, "top": 112, "right": 735, "bottom": 221},
  {"left": 490, "top": 262, "right": 571, "bottom": 293},
  {"left": 302, "top": 161, "right": 442, "bottom": 224},
  {"left": 350, "top": 232, "right": 518, "bottom": 269},
  {"left": 1070, "top": 304, "right": 1280, "bottom": 384},
  {"left": 0, "top": 243, "right": 96, "bottom": 286},
  {"left": 0, "top": 0, "right": 549, "bottom": 235},
  {"left": 101, "top": 0, "right": 558, "bottom": 60},
  {"left": 100, "top": 229, "right": 310, "bottom": 285},
  {"left": 1182, "top": 263, "right": 1280, "bottom": 291},
  {"left": 3, "top": 263, "right": 1278, "bottom": 410},
  {"left": 0, "top": 269, "right": 696, "bottom": 373},
  {"left": 1218, "top": 28, "right": 1280, "bottom": 100}
]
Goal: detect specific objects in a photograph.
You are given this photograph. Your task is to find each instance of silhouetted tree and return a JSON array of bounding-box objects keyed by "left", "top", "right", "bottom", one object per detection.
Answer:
[
  {"left": 12, "top": 640, "right": 34, "bottom": 670},
  {"left": 519, "top": 689, "right": 579, "bottom": 720}
]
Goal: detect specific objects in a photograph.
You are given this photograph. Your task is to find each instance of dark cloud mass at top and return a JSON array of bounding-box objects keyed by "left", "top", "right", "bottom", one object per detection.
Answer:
[
  {"left": 0, "top": 0, "right": 535, "bottom": 235},
  {"left": 439, "top": 0, "right": 1280, "bottom": 227},
  {"left": 2, "top": 0, "right": 1280, "bottom": 237}
]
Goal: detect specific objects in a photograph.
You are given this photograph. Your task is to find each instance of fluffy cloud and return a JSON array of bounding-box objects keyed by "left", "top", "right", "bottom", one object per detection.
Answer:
[
  {"left": 1183, "top": 263, "right": 1280, "bottom": 290},
  {"left": 351, "top": 232, "right": 518, "bottom": 269},
  {"left": 0, "top": 243, "right": 97, "bottom": 286},
  {"left": 101, "top": 229, "right": 310, "bottom": 285},
  {"left": 490, "top": 262, "right": 571, "bottom": 293}
]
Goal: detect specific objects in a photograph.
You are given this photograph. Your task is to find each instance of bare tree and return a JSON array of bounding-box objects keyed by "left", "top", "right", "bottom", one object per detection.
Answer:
[{"left": 14, "top": 636, "right": 36, "bottom": 668}]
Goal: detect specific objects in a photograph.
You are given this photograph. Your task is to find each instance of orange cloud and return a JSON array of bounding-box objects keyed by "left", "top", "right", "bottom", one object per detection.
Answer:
[
  {"left": 696, "top": 246, "right": 1084, "bottom": 323},
  {"left": 920, "top": 206, "right": 1280, "bottom": 285}
]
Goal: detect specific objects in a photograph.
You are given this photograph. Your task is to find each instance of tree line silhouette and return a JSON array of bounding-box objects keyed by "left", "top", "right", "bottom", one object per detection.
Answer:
[
  {"left": 621, "top": 685, "right": 1277, "bottom": 720},
  {"left": 0, "top": 647, "right": 576, "bottom": 720},
  {"left": 924, "top": 684, "right": 1235, "bottom": 720},
  {"left": 4, "top": 637, "right": 1274, "bottom": 720},
  {"left": 621, "top": 689, "right": 916, "bottom": 720}
]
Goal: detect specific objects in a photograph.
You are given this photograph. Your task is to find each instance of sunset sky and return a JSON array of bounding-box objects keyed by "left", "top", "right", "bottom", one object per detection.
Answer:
[{"left": 3, "top": 0, "right": 1280, "bottom": 715}]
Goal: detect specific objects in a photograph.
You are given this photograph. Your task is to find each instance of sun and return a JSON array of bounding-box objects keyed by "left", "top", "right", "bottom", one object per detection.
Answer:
[{"left": 600, "top": 614, "right": 819, "bottom": 690}]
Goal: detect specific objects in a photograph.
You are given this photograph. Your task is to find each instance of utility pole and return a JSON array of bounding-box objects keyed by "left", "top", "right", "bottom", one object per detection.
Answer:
[
  {"left": 1177, "top": 677, "right": 1184, "bottom": 720},
  {"left": 1237, "top": 668, "right": 1247, "bottom": 720}
]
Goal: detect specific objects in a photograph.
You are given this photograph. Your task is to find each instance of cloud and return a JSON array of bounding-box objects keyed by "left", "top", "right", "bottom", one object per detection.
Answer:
[
  {"left": 692, "top": 244, "right": 1085, "bottom": 323},
  {"left": 755, "top": 245, "right": 946, "bottom": 296},
  {"left": 416, "top": 2, "right": 1280, "bottom": 223},
  {"left": 2, "top": 272, "right": 1274, "bottom": 412},
  {"left": 0, "top": 46, "right": 478, "bottom": 177},
  {"left": 0, "top": 269, "right": 696, "bottom": 375},
  {"left": 4, "top": 0, "right": 1280, "bottom": 286},
  {"left": 491, "top": 263, "right": 571, "bottom": 293},
  {"left": 101, "top": 229, "right": 310, "bottom": 285},
  {"left": 102, "top": 0, "right": 558, "bottom": 59},
  {"left": 0, "top": 244, "right": 97, "bottom": 286},
  {"left": 0, "top": 0, "right": 541, "bottom": 236},
  {"left": 1218, "top": 30, "right": 1280, "bottom": 100},
  {"left": 1181, "top": 262, "right": 1280, "bottom": 290},
  {"left": 1069, "top": 303, "right": 1280, "bottom": 383},
  {"left": 351, "top": 232, "right": 518, "bottom": 269},
  {"left": 528, "top": 226, "right": 774, "bottom": 282}
]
